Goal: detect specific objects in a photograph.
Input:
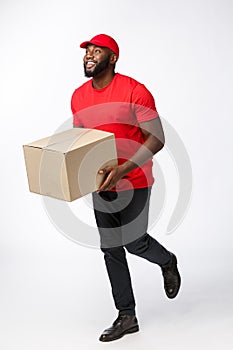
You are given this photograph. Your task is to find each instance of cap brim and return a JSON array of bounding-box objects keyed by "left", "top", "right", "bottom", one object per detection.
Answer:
[
  {"left": 80, "top": 39, "right": 106, "bottom": 49},
  {"left": 80, "top": 41, "right": 90, "bottom": 48}
]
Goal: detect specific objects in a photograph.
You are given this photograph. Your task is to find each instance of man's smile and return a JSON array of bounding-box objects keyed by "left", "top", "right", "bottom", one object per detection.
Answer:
[{"left": 86, "top": 60, "right": 97, "bottom": 69}]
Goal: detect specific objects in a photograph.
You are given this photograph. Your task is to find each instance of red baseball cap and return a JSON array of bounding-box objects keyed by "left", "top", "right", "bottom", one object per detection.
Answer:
[{"left": 80, "top": 34, "right": 119, "bottom": 58}]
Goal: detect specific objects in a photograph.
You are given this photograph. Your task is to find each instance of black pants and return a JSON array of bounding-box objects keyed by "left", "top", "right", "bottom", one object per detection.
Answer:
[{"left": 92, "top": 187, "right": 171, "bottom": 316}]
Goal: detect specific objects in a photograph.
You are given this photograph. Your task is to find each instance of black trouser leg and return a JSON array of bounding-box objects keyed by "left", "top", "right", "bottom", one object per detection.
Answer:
[
  {"left": 125, "top": 232, "right": 171, "bottom": 266},
  {"left": 101, "top": 246, "right": 136, "bottom": 316},
  {"left": 92, "top": 187, "right": 171, "bottom": 316}
]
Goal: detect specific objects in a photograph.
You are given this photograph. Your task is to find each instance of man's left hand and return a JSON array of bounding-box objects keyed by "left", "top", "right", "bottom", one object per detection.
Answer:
[{"left": 97, "top": 165, "right": 125, "bottom": 192}]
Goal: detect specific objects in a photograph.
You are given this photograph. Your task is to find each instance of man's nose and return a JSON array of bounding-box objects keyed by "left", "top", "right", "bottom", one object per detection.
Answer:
[{"left": 86, "top": 51, "right": 94, "bottom": 59}]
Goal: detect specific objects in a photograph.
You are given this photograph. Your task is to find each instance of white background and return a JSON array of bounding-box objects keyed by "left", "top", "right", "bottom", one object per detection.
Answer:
[{"left": 1, "top": 0, "right": 233, "bottom": 349}]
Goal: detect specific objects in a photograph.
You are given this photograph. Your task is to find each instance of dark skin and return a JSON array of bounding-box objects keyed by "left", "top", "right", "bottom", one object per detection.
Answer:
[
  {"left": 84, "top": 44, "right": 117, "bottom": 89},
  {"left": 83, "top": 44, "right": 165, "bottom": 192}
]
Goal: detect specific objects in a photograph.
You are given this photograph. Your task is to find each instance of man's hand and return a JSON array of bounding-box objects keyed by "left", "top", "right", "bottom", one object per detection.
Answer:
[{"left": 97, "top": 165, "right": 126, "bottom": 192}]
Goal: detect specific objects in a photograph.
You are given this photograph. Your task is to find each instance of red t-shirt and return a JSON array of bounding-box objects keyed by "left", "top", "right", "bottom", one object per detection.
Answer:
[{"left": 71, "top": 73, "right": 159, "bottom": 191}]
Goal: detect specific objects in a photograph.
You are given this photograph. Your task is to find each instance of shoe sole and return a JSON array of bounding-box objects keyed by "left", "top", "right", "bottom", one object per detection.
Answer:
[{"left": 99, "top": 325, "right": 139, "bottom": 342}]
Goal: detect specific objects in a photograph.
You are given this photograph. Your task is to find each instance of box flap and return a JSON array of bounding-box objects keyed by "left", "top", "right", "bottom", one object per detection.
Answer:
[{"left": 24, "top": 128, "right": 115, "bottom": 153}]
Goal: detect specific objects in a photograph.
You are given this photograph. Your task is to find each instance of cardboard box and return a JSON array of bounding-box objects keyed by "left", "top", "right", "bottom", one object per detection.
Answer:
[{"left": 23, "top": 128, "right": 117, "bottom": 201}]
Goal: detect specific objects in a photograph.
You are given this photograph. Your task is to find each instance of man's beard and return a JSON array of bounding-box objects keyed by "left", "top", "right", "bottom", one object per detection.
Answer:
[{"left": 84, "top": 55, "right": 111, "bottom": 78}]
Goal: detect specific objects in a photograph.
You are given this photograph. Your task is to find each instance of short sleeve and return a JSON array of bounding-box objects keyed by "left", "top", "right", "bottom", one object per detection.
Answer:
[{"left": 131, "top": 83, "right": 159, "bottom": 123}]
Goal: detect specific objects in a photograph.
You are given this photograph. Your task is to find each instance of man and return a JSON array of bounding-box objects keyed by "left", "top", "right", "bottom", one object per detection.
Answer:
[{"left": 71, "top": 34, "right": 181, "bottom": 342}]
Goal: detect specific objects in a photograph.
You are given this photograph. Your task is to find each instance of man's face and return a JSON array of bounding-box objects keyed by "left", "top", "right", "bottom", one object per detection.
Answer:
[{"left": 83, "top": 44, "right": 112, "bottom": 78}]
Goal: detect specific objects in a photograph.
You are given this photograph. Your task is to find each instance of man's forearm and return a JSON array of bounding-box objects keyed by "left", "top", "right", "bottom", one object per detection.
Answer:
[
  {"left": 97, "top": 134, "right": 164, "bottom": 192},
  {"left": 119, "top": 134, "right": 164, "bottom": 176}
]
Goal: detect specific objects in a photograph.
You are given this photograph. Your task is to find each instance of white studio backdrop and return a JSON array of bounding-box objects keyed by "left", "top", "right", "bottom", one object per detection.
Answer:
[{"left": 1, "top": 0, "right": 233, "bottom": 349}]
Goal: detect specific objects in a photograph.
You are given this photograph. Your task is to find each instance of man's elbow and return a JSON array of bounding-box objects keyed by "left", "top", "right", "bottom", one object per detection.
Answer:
[
  {"left": 156, "top": 132, "right": 165, "bottom": 151},
  {"left": 158, "top": 139, "right": 165, "bottom": 152},
  {"left": 160, "top": 134, "right": 165, "bottom": 148},
  {"left": 151, "top": 136, "right": 165, "bottom": 155}
]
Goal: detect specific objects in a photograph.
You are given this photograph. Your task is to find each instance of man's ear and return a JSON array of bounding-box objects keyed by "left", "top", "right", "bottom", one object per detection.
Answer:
[{"left": 110, "top": 54, "right": 118, "bottom": 65}]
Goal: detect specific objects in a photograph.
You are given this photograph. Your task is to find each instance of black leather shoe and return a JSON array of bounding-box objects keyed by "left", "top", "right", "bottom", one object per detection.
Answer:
[
  {"left": 99, "top": 315, "right": 139, "bottom": 342},
  {"left": 161, "top": 253, "right": 181, "bottom": 299}
]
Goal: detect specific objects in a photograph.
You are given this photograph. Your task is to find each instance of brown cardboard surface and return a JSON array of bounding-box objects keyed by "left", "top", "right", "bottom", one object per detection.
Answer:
[{"left": 23, "top": 128, "right": 117, "bottom": 201}]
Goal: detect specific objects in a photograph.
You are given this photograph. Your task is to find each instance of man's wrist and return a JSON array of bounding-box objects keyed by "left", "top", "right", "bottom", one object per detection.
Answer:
[{"left": 119, "top": 160, "right": 137, "bottom": 176}]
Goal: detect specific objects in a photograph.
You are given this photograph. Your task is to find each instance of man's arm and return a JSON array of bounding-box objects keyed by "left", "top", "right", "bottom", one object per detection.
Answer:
[{"left": 97, "top": 117, "right": 165, "bottom": 192}]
